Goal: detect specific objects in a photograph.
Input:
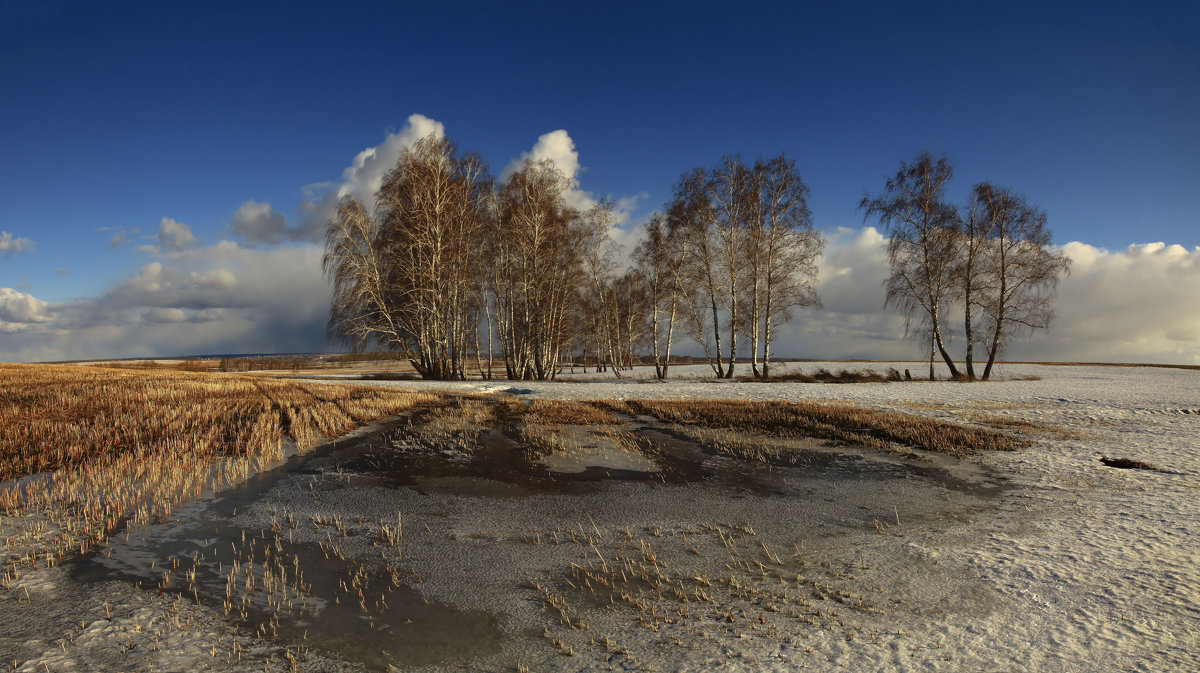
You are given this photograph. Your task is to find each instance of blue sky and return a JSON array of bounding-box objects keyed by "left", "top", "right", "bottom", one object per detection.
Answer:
[{"left": 1, "top": 1, "right": 1197, "bottom": 363}]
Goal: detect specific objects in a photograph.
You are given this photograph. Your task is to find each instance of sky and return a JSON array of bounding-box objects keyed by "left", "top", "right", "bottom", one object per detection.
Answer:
[{"left": 1, "top": 0, "right": 1197, "bottom": 364}]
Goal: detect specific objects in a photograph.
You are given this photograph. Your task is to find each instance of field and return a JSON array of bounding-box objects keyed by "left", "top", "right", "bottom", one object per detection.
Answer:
[
  {"left": 1, "top": 362, "right": 1197, "bottom": 671},
  {"left": 0, "top": 365, "right": 436, "bottom": 580}
]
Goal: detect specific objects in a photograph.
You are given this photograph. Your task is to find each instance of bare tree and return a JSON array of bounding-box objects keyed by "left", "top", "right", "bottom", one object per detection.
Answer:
[
  {"left": 323, "top": 134, "right": 491, "bottom": 379},
  {"left": 743, "top": 155, "right": 823, "bottom": 378},
  {"left": 861, "top": 152, "right": 962, "bottom": 380},
  {"left": 666, "top": 168, "right": 725, "bottom": 376},
  {"left": 709, "top": 157, "right": 752, "bottom": 378},
  {"left": 952, "top": 184, "right": 996, "bottom": 380},
  {"left": 490, "top": 159, "right": 587, "bottom": 380},
  {"left": 609, "top": 268, "right": 650, "bottom": 371},
  {"left": 972, "top": 184, "right": 1070, "bottom": 380},
  {"left": 324, "top": 197, "right": 402, "bottom": 353},
  {"left": 578, "top": 199, "right": 621, "bottom": 374},
  {"left": 633, "top": 213, "right": 685, "bottom": 379}
]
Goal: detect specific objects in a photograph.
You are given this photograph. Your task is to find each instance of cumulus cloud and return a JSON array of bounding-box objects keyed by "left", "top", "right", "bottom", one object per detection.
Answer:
[
  {"left": 0, "top": 231, "right": 34, "bottom": 255},
  {"left": 500, "top": 129, "right": 639, "bottom": 223},
  {"left": 0, "top": 288, "right": 53, "bottom": 325},
  {"left": 499, "top": 129, "right": 644, "bottom": 265},
  {"left": 336, "top": 114, "right": 444, "bottom": 208},
  {"left": 230, "top": 199, "right": 322, "bottom": 245},
  {"left": 501, "top": 129, "right": 581, "bottom": 184},
  {"left": 157, "top": 217, "right": 195, "bottom": 251},
  {"left": 1012, "top": 241, "right": 1200, "bottom": 363},
  {"left": 297, "top": 114, "right": 445, "bottom": 235}
]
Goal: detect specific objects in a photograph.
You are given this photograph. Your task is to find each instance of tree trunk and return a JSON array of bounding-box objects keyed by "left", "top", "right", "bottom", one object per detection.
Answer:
[
  {"left": 964, "top": 291, "right": 976, "bottom": 381},
  {"left": 928, "top": 331, "right": 935, "bottom": 381},
  {"left": 662, "top": 294, "right": 677, "bottom": 379},
  {"left": 709, "top": 292, "right": 725, "bottom": 378},
  {"left": 981, "top": 274, "right": 1006, "bottom": 381}
]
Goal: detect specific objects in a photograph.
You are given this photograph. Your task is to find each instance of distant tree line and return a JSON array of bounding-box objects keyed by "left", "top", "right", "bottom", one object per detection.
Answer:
[{"left": 323, "top": 135, "right": 1067, "bottom": 381}]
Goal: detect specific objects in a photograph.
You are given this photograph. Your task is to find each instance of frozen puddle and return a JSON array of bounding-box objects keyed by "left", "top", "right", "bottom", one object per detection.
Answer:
[
  {"left": 539, "top": 445, "right": 658, "bottom": 474},
  {"left": 48, "top": 407, "right": 1008, "bottom": 672}
]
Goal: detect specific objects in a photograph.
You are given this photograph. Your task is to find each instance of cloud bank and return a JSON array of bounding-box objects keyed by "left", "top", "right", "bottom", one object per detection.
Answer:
[
  {"left": 0, "top": 242, "right": 328, "bottom": 362},
  {"left": 771, "top": 232, "right": 1200, "bottom": 365}
]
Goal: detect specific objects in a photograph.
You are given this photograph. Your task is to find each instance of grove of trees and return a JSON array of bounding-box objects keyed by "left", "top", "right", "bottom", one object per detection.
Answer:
[
  {"left": 324, "top": 135, "right": 1067, "bottom": 382},
  {"left": 860, "top": 152, "right": 1071, "bottom": 380}
]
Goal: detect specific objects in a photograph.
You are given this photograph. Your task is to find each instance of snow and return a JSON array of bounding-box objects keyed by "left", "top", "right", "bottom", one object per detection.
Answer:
[
  {"left": 307, "top": 361, "right": 1200, "bottom": 670},
  {"left": 4, "top": 362, "right": 1198, "bottom": 671}
]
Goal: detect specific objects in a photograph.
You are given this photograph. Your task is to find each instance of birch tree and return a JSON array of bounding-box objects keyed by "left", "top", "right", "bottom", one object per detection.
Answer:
[
  {"left": 633, "top": 213, "right": 685, "bottom": 378},
  {"left": 667, "top": 168, "right": 725, "bottom": 376},
  {"left": 491, "top": 159, "right": 586, "bottom": 380},
  {"left": 323, "top": 134, "right": 491, "bottom": 379},
  {"left": 953, "top": 184, "right": 994, "bottom": 380},
  {"left": 861, "top": 152, "right": 962, "bottom": 379},
  {"left": 972, "top": 184, "right": 1070, "bottom": 380},
  {"left": 743, "top": 155, "right": 823, "bottom": 378}
]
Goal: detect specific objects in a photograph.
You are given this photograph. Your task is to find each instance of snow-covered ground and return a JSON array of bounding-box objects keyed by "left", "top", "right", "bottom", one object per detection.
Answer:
[
  {"left": 313, "top": 362, "right": 1200, "bottom": 670},
  {"left": 3, "top": 363, "right": 1197, "bottom": 671}
]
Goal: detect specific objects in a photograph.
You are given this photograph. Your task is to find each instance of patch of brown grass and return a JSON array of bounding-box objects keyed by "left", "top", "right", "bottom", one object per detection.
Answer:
[
  {"left": 1100, "top": 456, "right": 1159, "bottom": 470},
  {"left": 0, "top": 364, "right": 438, "bottom": 578},
  {"left": 523, "top": 399, "right": 620, "bottom": 426},
  {"left": 624, "top": 399, "right": 1029, "bottom": 458},
  {"left": 750, "top": 368, "right": 903, "bottom": 384}
]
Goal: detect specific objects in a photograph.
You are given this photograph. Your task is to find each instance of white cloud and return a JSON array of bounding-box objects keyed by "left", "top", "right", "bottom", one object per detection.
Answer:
[
  {"left": 1012, "top": 241, "right": 1200, "bottom": 363},
  {"left": 336, "top": 113, "right": 444, "bottom": 209},
  {"left": 157, "top": 217, "right": 195, "bottom": 251},
  {"left": 231, "top": 200, "right": 287, "bottom": 243},
  {"left": 0, "top": 287, "right": 52, "bottom": 325},
  {"left": 0, "top": 231, "right": 34, "bottom": 255},
  {"left": 501, "top": 129, "right": 581, "bottom": 184},
  {"left": 502, "top": 129, "right": 626, "bottom": 221},
  {"left": 298, "top": 114, "right": 445, "bottom": 235}
]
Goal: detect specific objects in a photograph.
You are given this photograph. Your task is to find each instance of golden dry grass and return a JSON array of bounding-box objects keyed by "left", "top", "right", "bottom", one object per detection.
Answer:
[
  {"left": 0, "top": 364, "right": 437, "bottom": 579},
  {"left": 624, "top": 398, "right": 1029, "bottom": 458},
  {"left": 524, "top": 399, "right": 620, "bottom": 426}
]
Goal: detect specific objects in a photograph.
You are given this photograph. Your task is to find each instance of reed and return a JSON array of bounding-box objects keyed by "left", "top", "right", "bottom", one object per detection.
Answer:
[{"left": 0, "top": 364, "right": 437, "bottom": 583}]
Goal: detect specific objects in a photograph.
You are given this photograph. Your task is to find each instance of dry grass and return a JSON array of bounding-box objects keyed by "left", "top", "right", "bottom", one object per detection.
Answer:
[
  {"left": 623, "top": 399, "right": 1029, "bottom": 458},
  {"left": 0, "top": 364, "right": 437, "bottom": 579},
  {"left": 1100, "top": 456, "right": 1160, "bottom": 471},
  {"left": 524, "top": 399, "right": 621, "bottom": 426},
  {"left": 751, "top": 368, "right": 904, "bottom": 384}
]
